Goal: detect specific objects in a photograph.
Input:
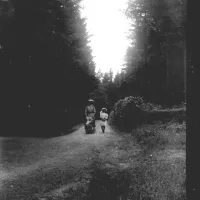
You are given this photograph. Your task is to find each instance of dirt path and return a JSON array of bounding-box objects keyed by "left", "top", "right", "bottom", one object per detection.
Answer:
[{"left": 0, "top": 120, "right": 134, "bottom": 200}]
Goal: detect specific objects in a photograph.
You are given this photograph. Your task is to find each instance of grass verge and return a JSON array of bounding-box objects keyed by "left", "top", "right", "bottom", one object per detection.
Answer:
[
  {"left": 127, "top": 121, "right": 186, "bottom": 200},
  {"left": 82, "top": 120, "right": 186, "bottom": 200}
]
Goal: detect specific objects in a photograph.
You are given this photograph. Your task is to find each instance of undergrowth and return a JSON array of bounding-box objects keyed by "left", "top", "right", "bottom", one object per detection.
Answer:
[
  {"left": 82, "top": 120, "right": 186, "bottom": 200},
  {"left": 108, "top": 96, "right": 186, "bottom": 132},
  {"left": 128, "top": 120, "right": 186, "bottom": 200},
  {"left": 133, "top": 121, "right": 186, "bottom": 151}
]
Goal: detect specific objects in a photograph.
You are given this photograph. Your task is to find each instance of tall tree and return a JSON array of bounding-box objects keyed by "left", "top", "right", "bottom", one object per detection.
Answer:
[
  {"left": 0, "top": 0, "right": 98, "bottom": 135},
  {"left": 120, "top": 0, "right": 186, "bottom": 105}
]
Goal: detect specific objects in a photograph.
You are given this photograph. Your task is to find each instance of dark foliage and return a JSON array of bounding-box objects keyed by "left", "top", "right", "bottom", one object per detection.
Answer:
[
  {"left": 102, "top": 0, "right": 186, "bottom": 107},
  {"left": 0, "top": 0, "right": 97, "bottom": 137},
  {"left": 108, "top": 96, "right": 186, "bottom": 131},
  {"left": 109, "top": 96, "right": 143, "bottom": 131}
]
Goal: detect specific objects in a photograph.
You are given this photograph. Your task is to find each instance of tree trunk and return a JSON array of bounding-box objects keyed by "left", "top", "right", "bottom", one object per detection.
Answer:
[
  {"left": 165, "top": 32, "right": 169, "bottom": 105},
  {"left": 183, "top": 44, "right": 186, "bottom": 102},
  {"left": 144, "top": 11, "right": 148, "bottom": 68}
]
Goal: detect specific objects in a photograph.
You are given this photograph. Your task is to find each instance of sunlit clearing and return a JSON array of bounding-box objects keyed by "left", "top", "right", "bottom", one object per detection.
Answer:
[{"left": 81, "top": 0, "right": 132, "bottom": 76}]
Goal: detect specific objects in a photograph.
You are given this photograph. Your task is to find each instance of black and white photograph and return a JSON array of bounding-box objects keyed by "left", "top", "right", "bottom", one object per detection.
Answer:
[{"left": 0, "top": 0, "right": 186, "bottom": 199}]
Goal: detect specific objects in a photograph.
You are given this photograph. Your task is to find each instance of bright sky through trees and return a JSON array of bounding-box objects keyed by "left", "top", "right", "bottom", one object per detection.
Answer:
[{"left": 81, "top": 0, "right": 132, "bottom": 75}]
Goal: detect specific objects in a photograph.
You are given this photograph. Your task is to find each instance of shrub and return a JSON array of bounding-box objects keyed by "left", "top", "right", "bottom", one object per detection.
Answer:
[
  {"left": 108, "top": 96, "right": 186, "bottom": 131},
  {"left": 134, "top": 125, "right": 169, "bottom": 151},
  {"left": 130, "top": 96, "right": 164, "bottom": 111},
  {"left": 109, "top": 96, "right": 143, "bottom": 131}
]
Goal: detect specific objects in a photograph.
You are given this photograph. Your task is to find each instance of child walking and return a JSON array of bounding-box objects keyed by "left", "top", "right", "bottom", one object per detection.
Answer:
[{"left": 100, "top": 108, "right": 108, "bottom": 133}]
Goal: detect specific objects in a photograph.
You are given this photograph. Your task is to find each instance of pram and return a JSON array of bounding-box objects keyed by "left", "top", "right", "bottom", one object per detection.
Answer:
[{"left": 85, "top": 116, "right": 95, "bottom": 134}]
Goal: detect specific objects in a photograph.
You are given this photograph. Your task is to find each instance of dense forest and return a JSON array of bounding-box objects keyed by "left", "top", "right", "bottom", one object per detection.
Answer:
[
  {"left": 0, "top": 0, "right": 186, "bottom": 136},
  {"left": 93, "top": 0, "right": 186, "bottom": 111},
  {"left": 0, "top": 0, "right": 98, "bottom": 136}
]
